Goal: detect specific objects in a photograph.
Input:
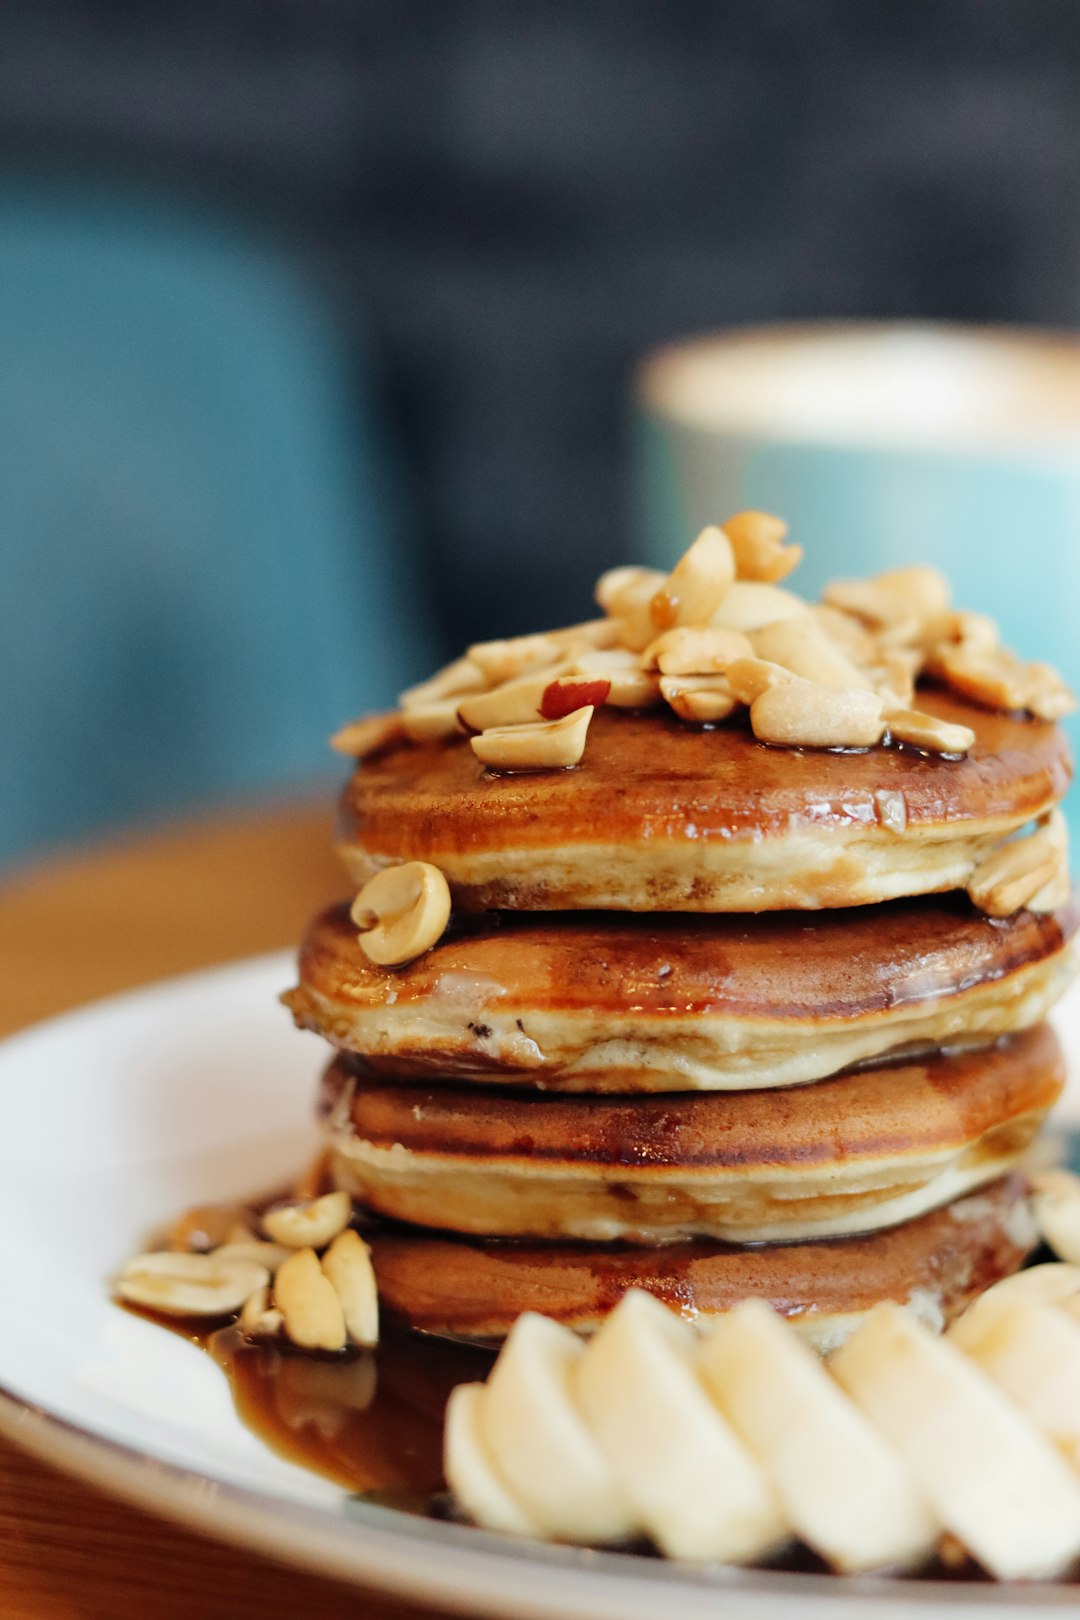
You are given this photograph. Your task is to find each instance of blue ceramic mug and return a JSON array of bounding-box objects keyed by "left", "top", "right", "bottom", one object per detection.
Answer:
[{"left": 633, "top": 321, "right": 1080, "bottom": 804}]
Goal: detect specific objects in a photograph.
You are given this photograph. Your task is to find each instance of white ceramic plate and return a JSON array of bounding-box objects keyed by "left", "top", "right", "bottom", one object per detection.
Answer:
[{"left": 1, "top": 952, "right": 1079, "bottom": 1620}]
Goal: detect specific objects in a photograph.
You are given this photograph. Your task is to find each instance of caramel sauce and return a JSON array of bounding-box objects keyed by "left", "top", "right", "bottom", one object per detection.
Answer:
[{"left": 137, "top": 1309, "right": 491, "bottom": 1510}]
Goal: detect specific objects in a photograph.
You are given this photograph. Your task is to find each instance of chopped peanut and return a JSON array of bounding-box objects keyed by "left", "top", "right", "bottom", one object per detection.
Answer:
[
  {"left": 467, "top": 632, "right": 564, "bottom": 686},
  {"left": 330, "top": 713, "right": 404, "bottom": 758},
  {"left": 726, "top": 656, "right": 798, "bottom": 705},
  {"left": 649, "top": 527, "right": 735, "bottom": 632},
  {"left": 471, "top": 706, "right": 594, "bottom": 771},
  {"left": 641, "top": 626, "right": 753, "bottom": 676},
  {"left": 400, "top": 656, "right": 485, "bottom": 709},
  {"left": 751, "top": 683, "right": 886, "bottom": 749},
  {"left": 659, "top": 674, "right": 739, "bottom": 723},
  {"left": 722, "top": 510, "right": 802, "bottom": 583},
  {"left": 886, "top": 708, "right": 976, "bottom": 755},
  {"left": 350, "top": 861, "right": 452, "bottom": 966},
  {"left": 752, "top": 618, "right": 872, "bottom": 691},
  {"left": 967, "top": 812, "right": 1068, "bottom": 917}
]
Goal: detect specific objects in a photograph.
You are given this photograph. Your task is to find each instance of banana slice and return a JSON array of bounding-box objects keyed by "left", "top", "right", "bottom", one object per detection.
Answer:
[
  {"left": 480, "top": 1312, "right": 635, "bottom": 1545},
  {"left": 951, "top": 1261, "right": 1080, "bottom": 1337},
  {"left": 831, "top": 1302, "right": 1080, "bottom": 1579},
  {"left": 573, "top": 1290, "right": 787, "bottom": 1563},
  {"left": 1032, "top": 1171, "right": 1080, "bottom": 1264},
  {"left": 697, "top": 1299, "right": 938, "bottom": 1573},
  {"left": 444, "top": 1383, "right": 539, "bottom": 1538},
  {"left": 950, "top": 1297, "right": 1080, "bottom": 1474}
]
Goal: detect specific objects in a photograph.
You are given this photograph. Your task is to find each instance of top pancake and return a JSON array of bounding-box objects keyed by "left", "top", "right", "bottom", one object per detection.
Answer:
[{"left": 337, "top": 687, "right": 1070, "bottom": 912}]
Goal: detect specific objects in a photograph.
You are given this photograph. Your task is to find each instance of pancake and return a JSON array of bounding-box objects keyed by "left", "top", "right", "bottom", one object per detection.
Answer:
[
  {"left": 367, "top": 1173, "right": 1036, "bottom": 1351},
  {"left": 322, "top": 1025, "right": 1061, "bottom": 1244},
  {"left": 336, "top": 688, "right": 1070, "bottom": 913},
  {"left": 286, "top": 894, "right": 1078, "bottom": 1092}
]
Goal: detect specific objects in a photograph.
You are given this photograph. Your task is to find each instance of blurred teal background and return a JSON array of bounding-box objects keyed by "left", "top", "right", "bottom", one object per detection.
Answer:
[{"left": 0, "top": 187, "right": 436, "bottom": 867}]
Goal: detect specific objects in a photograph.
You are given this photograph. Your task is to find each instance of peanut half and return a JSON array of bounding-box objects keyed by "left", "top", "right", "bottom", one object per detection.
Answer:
[
  {"left": 751, "top": 683, "right": 886, "bottom": 749},
  {"left": 708, "top": 581, "right": 808, "bottom": 633},
  {"left": 400, "top": 655, "right": 486, "bottom": 709},
  {"left": 567, "top": 648, "right": 663, "bottom": 709},
  {"left": 116, "top": 1251, "right": 270, "bottom": 1317},
  {"left": 886, "top": 707, "right": 975, "bottom": 756},
  {"left": 400, "top": 699, "right": 464, "bottom": 744},
  {"left": 641, "top": 626, "right": 752, "bottom": 676},
  {"left": 726, "top": 656, "right": 797, "bottom": 705},
  {"left": 263, "top": 1190, "right": 353, "bottom": 1250},
  {"left": 350, "top": 861, "right": 452, "bottom": 966},
  {"left": 168, "top": 1201, "right": 254, "bottom": 1253},
  {"left": 596, "top": 567, "right": 667, "bottom": 652},
  {"left": 650, "top": 527, "right": 735, "bottom": 632},
  {"left": 722, "top": 510, "right": 802, "bottom": 584},
  {"left": 467, "top": 632, "right": 564, "bottom": 687},
  {"left": 239, "top": 1285, "right": 284, "bottom": 1340},
  {"left": 967, "top": 812, "right": 1069, "bottom": 918},
  {"left": 752, "top": 618, "right": 872, "bottom": 691},
  {"left": 659, "top": 675, "right": 738, "bottom": 724},
  {"left": 330, "top": 712, "right": 404, "bottom": 759},
  {"left": 321, "top": 1229, "right": 380, "bottom": 1349},
  {"left": 274, "top": 1247, "right": 347, "bottom": 1352},
  {"left": 823, "top": 565, "right": 950, "bottom": 635},
  {"left": 471, "top": 706, "right": 594, "bottom": 771}
]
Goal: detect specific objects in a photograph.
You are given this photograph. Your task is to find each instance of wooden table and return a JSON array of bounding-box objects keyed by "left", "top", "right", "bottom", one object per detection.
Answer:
[{"left": 0, "top": 800, "right": 448, "bottom": 1620}]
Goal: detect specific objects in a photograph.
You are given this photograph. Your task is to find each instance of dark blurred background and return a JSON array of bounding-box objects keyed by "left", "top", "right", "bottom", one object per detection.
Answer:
[{"left": 1, "top": 1, "right": 1078, "bottom": 862}]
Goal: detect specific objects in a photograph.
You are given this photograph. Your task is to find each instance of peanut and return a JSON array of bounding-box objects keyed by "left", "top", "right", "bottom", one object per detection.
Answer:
[
  {"left": 457, "top": 672, "right": 564, "bottom": 733},
  {"left": 568, "top": 648, "right": 663, "bottom": 709},
  {"left": 321, "top": 1229, "right": 380, "bottom": 1349},
  {"left": 350, "top": 860, "right": 452, "bottom": 966},
  {"left": 239, "top": 1285, "right": 284, "bottom": 1339},
  {"left": 400, "top": 699, "right": 464, "bottom": 743},
  {"left": 660, "top": 675, "right": 739, "bottom": 723},
  {"left": 400, "top": 656, "right": 485, "bottom": 709},
  {"left": 650, "top": 527, "right": 735, "bottom": 631},
  {"left": 471, "top": 706, "right": 594, "bottom": 771},
  {"left": 751, "top": 683, "right": 886, "bottom": 749},
  {"left": 262, "top": 1191, "right": 352, "bottom": 1250},
  {"left": 725, "top": 656, "right": 797, "bottom": 705},
  {"left": 274, "top": 1247, "right": 347, "bottom": 1352},
  {"left": 641, "top": 626, "right": 752, "bottom": 676},
  {"left": 116, "top": 1251, "right": 270, "bottom": 1318},
  {"left": 823, "top": 566, "right": 950, "bottom": 631},
  {"left": 967, "top": 812, "right": 1068, "bottom": 918},
  {"left": 167, "top": 1202, "right": 254, "bottom": 1253},
  {"left": 329, "top": 713, "right": 404, "bottom": 759},
  {"left": 709, "top": 581, "right": 809, "bottom": 633},
  {"left": 722, "top": 510, "right": 802, "bottom": 584},
  {"left": 886, "top": 708, "right": 975, "bottom": 756},
  {"left": 467, "top": 632, "right": 564, "bottom": 686},
  {"left": 752, "top": 618, "right": 872, "bottom": 690}
]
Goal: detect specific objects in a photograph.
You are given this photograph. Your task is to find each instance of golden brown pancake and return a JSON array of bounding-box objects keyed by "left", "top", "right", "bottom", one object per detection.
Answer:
[
  {"left": 287, "top": 895, "right": 1079, "bottom": 1093},
  {"left": 322, "top": 1026, "right": 1061, "bottom": 1244},
  {"left": 367, "top": 1174, "right": 1036, "bottom": 1351},
  {"left": 336, "top": 688, "right": 1070, "bottom": 912}
]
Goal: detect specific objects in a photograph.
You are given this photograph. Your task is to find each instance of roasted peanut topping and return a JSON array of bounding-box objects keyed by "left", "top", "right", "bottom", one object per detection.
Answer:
[
  {"left": 330, "top": 513, "right": 1074, "bottom": 786},
  {"left": 471, "top": 706, "right": 594, "bottom": 772},
  {"left": 649, "top": 526, "right": 735, "bottom": 632},
  {"left": 118, "top": 1187, "right": 381, "bottom": 1353},
  {"left": 967, "top": 811, "right": 1069, "bottom": 918},
  {"left": 751, "top": 683, "right": 886, "bottom": 750},
  {"left": 722, "top": 510, "right": 802, "bottom": 584},
  {"left": 351, "top": 861, "right": 452, "bottom": 966}
]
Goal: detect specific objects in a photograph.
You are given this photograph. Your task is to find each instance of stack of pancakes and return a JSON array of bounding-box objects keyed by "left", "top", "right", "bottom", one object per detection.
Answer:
[{"left": 286, "top": 542, "right": 1077, "bottom": 1352}]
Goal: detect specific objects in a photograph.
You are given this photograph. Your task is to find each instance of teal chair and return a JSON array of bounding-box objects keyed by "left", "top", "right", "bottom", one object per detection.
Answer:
[{"left": 0, "top": 188, "right": 434, "bottom": 867}]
